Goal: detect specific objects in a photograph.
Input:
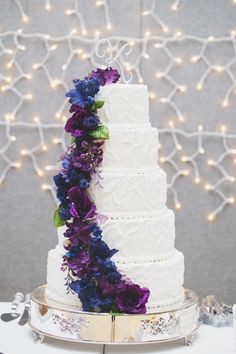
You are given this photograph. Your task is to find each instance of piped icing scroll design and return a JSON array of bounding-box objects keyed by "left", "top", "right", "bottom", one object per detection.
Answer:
[{"left": 53, "top": 68, "right": 150, "bottom": 314}]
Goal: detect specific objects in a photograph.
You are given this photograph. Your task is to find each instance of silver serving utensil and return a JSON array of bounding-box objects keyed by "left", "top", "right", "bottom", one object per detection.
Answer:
[
  {"left": 1, "top": 292, "right": 24, "bottom": 322},
  {"left": 18, "top": 293, "right": 30, "bottom": 326}
]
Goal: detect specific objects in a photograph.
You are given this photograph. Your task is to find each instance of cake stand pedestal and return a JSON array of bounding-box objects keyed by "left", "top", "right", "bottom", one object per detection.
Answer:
[{"left": 29, "top": 285, "right": 199, "bottom": 349}]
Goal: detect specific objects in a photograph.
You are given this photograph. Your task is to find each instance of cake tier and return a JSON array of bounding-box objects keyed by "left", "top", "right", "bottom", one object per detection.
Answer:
[
  {"left": 46, "top": 249, "right": 184, "bottom": 310},
  {"left": 57, "top": 208, "right": 175, "bottom": 261},
  {"left": 102, "top": 124, "right": 158, "bottom": 168},
  {"left": 97, "top": 84, "right": 149, "bottom": 125},
  {"left": 88, "top": 167, "right": 167, "bottom": 214}
]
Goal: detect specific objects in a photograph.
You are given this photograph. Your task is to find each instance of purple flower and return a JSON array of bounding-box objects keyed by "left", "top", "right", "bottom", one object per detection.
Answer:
[
  {"left": 116, "top": 283, "right": 150, "bottom": 314},
  {"left": 65, "top": 77, "right": 100, "bottom": 107},
  {"left": 65, "top": 251, "right": 98, "bottom": 277},
  {"left": 68, "top": 186, "right": 96, "bottom": 220},
  {"left": 69, "top": 141, "right": 104, "bottom": 173},
  {"left": 90, "top": 68, "right": 120, "bottom": 86},
  {"left": 64, "top": 219, "right": 92, "bottom": 245},
  {"left": 64, "top": 106, "right": 88, "bottom": 137},
  {"left": 83, "top": 115, "right": 99, "bottom": 130}
]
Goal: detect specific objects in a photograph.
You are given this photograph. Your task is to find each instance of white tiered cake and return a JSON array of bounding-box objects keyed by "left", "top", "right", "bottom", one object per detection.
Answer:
[{"left": 46, "top": 84, "right": 185, "bottom": 311}]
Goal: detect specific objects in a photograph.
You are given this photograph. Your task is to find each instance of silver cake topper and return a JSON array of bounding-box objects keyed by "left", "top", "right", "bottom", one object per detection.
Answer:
[{"left": 95, "top": 38, "right": 133, "bottom": 83}]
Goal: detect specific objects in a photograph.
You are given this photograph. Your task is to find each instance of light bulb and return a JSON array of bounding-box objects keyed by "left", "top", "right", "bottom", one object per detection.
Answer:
[
  {"left": 171, "top": 3, "right": 178, "bottom": 11},
  {"left": 207, "top": 160, "right": 215, "bottom": 166},
  {"left": 229, "top": 176, "right": 235, "bottom": 182},
  {"left": 205, "top": 184, "right": 213, "bottom": 191},
  {"left": 149, "top": 92, "right": 156, "bottom": 100},
  {"left": 174, "top": 57, "right": 182, "bottom": 64},
  {"left": 176, "top": 144, "right": 182, "bottom": 151},
  {"left": 194, "top": 177, "right": 201, "bottom": 184},
  {"left": 156, "top": 72, "right": 163, "bottom": 79},
  {"left": 9, "top": 135, "right": 16, "bottom": 141},
  {"left": 42, "top": 184, "right": 49, "bottom": 190},
  {"left": 142, "top": 10, "right": 150, "bottom": 16},
  {"left": 198, "top": 125, "right": 203, "bottom": 131},
  {"left": 32, "top": 63, "right": 39, "bottom": 70},
  {"left": 228, "top": 197, "right": 235, "bottom": 204},
  {"left": 163, "top": 26, "right": 169, "bottom": 33},
  {"left": 42, "top": 145, "right": 48, "bottom": 151},
  {"left": 37, "top": 170, "right": 44, "bottom": 177},
  {"left": 222, "top": 100, "right": 228, "bottom": 107},
  {"left": 181, "top": 156, "right": 188, "bottom": 162},
  {"left": 159, "top": 157, "right": 166, "bottom": 163},
  {"left": 22, "top": 15, "right": 29, "bottom": 23},
  {"left": 196, "top": 83, "right": 202, "bottom": 91},
  {"left": 214, "top": 66, "right": 224, "bottom": 73},
  {"left": 191, "top": 56, "right": 199, "bottom": 63},
  {"left": 199, "top": 147, "right": 205, "bottom": 154},
  {"left": 25, "top": 93, "right": 33, "bottom": 100},
  {"left": 207, "top": 213, "right": 215, "bottom": 221},
  {"left": 183, "top": 170, "right": 189, "bottom": 176},
  {"left": 175, "top": 203, "right": 181, "bottom": 209},
  {"left": 45, "top": 2, "right": 51, "bottom": 10},
  {"left": 208, "top": 36, "right": 215, "bottom": 42},
  {"left": 14, "top": 162, "right": 21, "bottom": 168},
  {"left": 179, "top": 85, "right": 187, "bottom": 93}
]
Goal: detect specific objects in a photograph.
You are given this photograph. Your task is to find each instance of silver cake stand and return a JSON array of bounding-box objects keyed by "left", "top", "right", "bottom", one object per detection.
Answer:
[{"left": 29, "top": 285, "right": 199, "bottom": 350}]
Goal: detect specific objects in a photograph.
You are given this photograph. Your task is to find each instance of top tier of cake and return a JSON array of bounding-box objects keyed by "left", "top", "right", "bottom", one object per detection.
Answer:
[{"left": 97, "top": 84, "right": 149, "bottom": 125}]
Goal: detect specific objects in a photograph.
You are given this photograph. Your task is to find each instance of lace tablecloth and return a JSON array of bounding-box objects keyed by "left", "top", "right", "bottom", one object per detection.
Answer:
[{"left": 0, "top": 302, "right": 235, "bottom": 354}]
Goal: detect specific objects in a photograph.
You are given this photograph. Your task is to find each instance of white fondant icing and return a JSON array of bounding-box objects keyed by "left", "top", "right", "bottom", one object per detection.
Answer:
[
  {"left": 102, "top": 125, "right": 158, "bottom": 168},
  {"left": 88, "top": 167, "right": 167, "bottom": 213},
  {"left": 97, "top": 84, "right": 149, "bottom": 125}
]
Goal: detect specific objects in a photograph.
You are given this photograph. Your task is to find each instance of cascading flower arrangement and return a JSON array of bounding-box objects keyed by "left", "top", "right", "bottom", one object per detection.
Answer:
[{"left": 53, "top": 67, "right": 150, "bottom": 314}]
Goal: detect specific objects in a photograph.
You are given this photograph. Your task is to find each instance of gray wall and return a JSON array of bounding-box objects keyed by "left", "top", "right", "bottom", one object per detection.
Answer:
[{"left": 0, "top": 0, "right": 236, "bottom": 304}]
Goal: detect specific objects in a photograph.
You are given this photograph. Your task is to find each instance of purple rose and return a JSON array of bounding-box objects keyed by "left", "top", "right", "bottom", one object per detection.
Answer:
[
  {"left": 90, "top": 68, "right": 120, "bottom": 86},
  {"left": 116, "top": 283, "right": 150, "bottom": 314},
  {"left": 68, "top": 186, "right": 96, "bottom": 220},
  {"left": 83, "top": 115, "right": 99, "bottom": 130}
]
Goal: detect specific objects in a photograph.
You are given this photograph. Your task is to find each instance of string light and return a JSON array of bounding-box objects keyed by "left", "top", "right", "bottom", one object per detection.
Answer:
[{"left": 0, "top": 0, "right": 235, "bottom": 221}]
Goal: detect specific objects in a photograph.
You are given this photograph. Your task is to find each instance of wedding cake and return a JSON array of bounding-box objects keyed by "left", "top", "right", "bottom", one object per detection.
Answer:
[{"left": 46, "top": 68, "right": 184, "bottom": 314}]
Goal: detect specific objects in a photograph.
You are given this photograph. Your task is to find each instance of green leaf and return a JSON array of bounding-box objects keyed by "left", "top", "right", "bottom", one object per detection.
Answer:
[
  {"left": 89, "top": 125, "right": 109, "bottom": 140},
  {"left": 53, "top": 207, "right": 66, "bottom": 228},
  {"left": 91, "top": 100, "right": 105, "bottom": 112},
  {"left": 94, "top": 100, "right": 105, "bottom": 109},
  {"left": 71, "top": 136, "right": 76, "bottom": 144}
]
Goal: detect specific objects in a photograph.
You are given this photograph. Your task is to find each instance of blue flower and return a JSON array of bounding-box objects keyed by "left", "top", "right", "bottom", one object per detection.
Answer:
[
  {"left": 108, "top": 271, "right": 122, "bottom": 284},
  {"left": 58, "top": 202, "right": 71, "bottom": 220},
  {"left": 90, "top": 236, "right": 118, "bottom": 259},
  {"left": 79, "top": 176, "right": 90, "bottom": 189},
  {"left": 65, "top": 77, "right": 100, "bottom": 107},
  {"left": 70, "top": 279, "right": 114, "bottom": 311},
  {"left": 53, "top": 173, "right": 70, "bottom": 203},
  {"left": 83, "top": 115, "right": 99, "bottom": 130},
  {"left": 90, "top": 223, "right": 102, "bottom": 237}
]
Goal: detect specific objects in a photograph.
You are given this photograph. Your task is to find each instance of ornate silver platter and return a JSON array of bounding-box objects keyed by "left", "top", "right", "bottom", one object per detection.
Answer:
[{"left": 29, "top": 285, "right": 199, "bottom": 347}]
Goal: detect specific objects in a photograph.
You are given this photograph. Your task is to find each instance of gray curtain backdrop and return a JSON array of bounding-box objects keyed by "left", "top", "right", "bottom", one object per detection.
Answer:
[{"left": 0, "top": 0, "right": 236, "bottom": 304}]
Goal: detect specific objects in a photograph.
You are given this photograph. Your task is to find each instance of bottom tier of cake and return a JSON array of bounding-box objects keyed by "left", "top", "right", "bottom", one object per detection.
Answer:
[{"left": 46, "top": 248, "right": 185, "bottom": 311}]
